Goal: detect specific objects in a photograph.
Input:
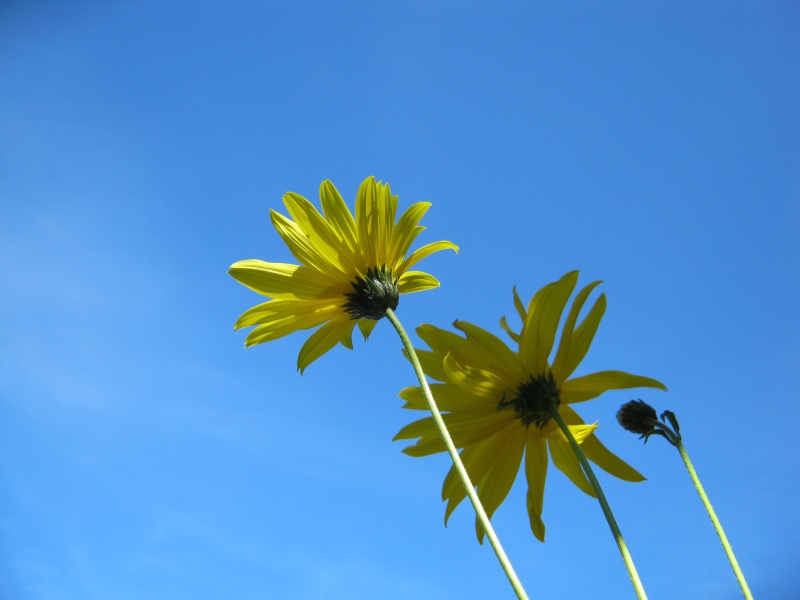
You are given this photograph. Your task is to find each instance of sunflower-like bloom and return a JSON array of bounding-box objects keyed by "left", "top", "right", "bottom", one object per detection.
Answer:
[
  {"left": 229, "top": 176, "right": 458, "bottom": 373},
  {"left": 394, "top": 271, "right": 666, "bottom": 542}
]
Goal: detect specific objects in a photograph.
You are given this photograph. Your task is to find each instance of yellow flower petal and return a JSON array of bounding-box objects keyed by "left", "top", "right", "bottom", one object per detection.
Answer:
[
  {"left": 228, "top": 260, "right": 336, "bottom": 300},
  {"left": 560, "top": 370, "right": 667, "bottom": 404},
  {"left": 398, "top": 383, "right": 488, "bottom": 412},
  {"left": 524, "top": 432, "right": 548, "bottom": 542},
  {"left": 396, "top": 408, "right": 514, "bottom": 457},
  {"left": 297, "top": 315, "right": 356, "bottom": 373},
  {"left": 443, "top": 353, "right": 507, "bottom": 399},
  {"left": 388, "top": 201, "right": 430, "bottom": 265},
  {"left": 475, "top": 424, "right": 527, "bottom": 543},
  {"left": 283, "top": 192, "right": 358, "bottom": 274},
  {"left": 520, "top": 271, "right": 578, "bottom": 374},
  {"left": 548, "top": 437, "right": 595, "bottom": 497},
  {"left": 544, "top": 420, "right": 599, "bottom": 444},
  {"left": 356, "top": 318, "right": 378, "bottom": 340},
  {"left": 243, "top": 305, "right": 338, "bottom": 347},
  {"left": 452, "top": 320, "right": 527, "bottom": 384},
  {"left": 397, "top": 240, "right": 459, "bottom": 274},
  {"left": 559, "top": 405, "right": 645, "bottom": 481},
  {"left": 551, "top": 280, "right": 604, "bottom": 381},
  {"left": 397, "top": 271, "right": 440, "bottom": 294},
  {"left": 269, "top": 210, "right": 348, "bottom": 281},
  {"left": 319, "top": 180, "right": 358, "bottom": 251},
  {"left": 234, "top": 297, "right": 340, "bottom": 330}
]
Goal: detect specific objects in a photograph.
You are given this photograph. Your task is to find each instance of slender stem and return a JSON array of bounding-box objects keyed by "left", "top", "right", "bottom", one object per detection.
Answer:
[
  {"left": 550, "top": 409, "right": 648, "bottom": 600},
  {"left": 675, "top": 441, "right": 753, "bottom": 600},
  {"left": 385, "top": 308, "right": 530, "bottom": 600}
]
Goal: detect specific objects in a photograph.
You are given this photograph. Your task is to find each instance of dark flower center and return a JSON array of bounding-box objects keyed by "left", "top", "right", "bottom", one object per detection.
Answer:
[
  {"left": 343, "top": 265, "right": 400, "bottom": 320},
  {"left": 499, "top": 372, "right": 561, "bottom": 428}
]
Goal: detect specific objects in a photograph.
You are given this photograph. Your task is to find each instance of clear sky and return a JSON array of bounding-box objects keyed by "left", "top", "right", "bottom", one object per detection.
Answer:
[{"left": 1, "top": 1, "right": 798, "bottom": 599}]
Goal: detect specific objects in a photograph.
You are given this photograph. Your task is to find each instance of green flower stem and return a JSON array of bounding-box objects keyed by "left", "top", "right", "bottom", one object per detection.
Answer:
[
  {"left": 550, "top": 409, "right": 648, "bottom": 600},
  {"left": 674, "top": 440, "right": 753, "bottom": 600},
  {"left": 385, "top": 308, "right": 530, "bottom": 600}
]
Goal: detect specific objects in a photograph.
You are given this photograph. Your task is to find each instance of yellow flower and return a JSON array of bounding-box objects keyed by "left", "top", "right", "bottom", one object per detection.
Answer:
[
  {"left": 229, "top": 176, "right": 458, "bottom": 373},
  {"left": 394, "top": 271, "right": 666, "bottom": 542}
]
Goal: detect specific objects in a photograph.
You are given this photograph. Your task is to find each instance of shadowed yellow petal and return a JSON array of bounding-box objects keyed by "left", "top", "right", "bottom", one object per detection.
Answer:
[
  {"left": 551, "top": 280, "right": 604, "bottom": 381},
  {"left": 453, "top": 320, "right": 526, "bottom": 383},
  {"left": 443, "top": 353, "right": 507, "bottom": 399},
  {"left": 442, "top": 424, "right": 519, "bottom": 528},
  {"left": 560, "top": 405, "right": 645, "bottom": 481},
  {"left": 475, "top": 424, "right": 527, "bottom": 543},
  {"left": 397, "top": 408, "right": 514, "bottom": 457},
  {"left": 524, "top": 433, "right": 548, "bottom": 542},
  {"left": 548, "top": 437, "right": 595, "bottom": 497},
  {"left": 399, "top": 383, "right": 489, "bottom": 411},
  {"left": 520, "top": 271, "right": 578, "bottom": 374}
]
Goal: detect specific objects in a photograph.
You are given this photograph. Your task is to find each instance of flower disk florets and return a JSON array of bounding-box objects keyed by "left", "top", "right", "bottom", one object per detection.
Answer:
[
  {"left": 343, "top": 266, "right": 400, "bottom": 320},
  {"left": 616, "top": 399, "right": 658, "bottom": 435},
  {"left": 499, "top": 372, "right": 561, "bottom": 428}
]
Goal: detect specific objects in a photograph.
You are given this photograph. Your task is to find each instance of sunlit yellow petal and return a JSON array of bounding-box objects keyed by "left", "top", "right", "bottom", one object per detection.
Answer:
[
  {"left": 228, "top": 260, "right": 335, "bottom": 300},
  {"left": 544, "top": 421, "right": 598, "bottom": 444},
  {"left": 319, "top": 180, "right": 358, "bottom": 251},
  {"left": 397, "top": 240, "right": 459, "bottom": 274},
  {"left": 397, "top": 271, "right": 440, "bottom": 294},
  {"left": 269, "top": 210, "right": 349, "bottom": 281},
  {"left": 283, "top": 192, "right": 358, "bottom": 274},
  {"left": 234, "top": 297, "right": 340, "bottom": 329},
  {"left": 356, "top": 318, "right": 378, "bottom": 340},
  {"left": 296, "top": 315, "right": 356, "bottom": 373},
  {"left": 388, "top": 201, "right": 430, "bottom": 266},
  {"left": 560, "top": 370, "right": 667, "bottom": 404},
  {"left": 244, "top": 306, "right": 339, "bottom": 347}
]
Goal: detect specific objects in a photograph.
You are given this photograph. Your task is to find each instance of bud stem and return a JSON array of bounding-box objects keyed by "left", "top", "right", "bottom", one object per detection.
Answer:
[
  {"left": 674, "top": 440, "right": 754, "bottom": 600},
  {"left": 549, "top": 409, "right": 648, "bottom": 600}
]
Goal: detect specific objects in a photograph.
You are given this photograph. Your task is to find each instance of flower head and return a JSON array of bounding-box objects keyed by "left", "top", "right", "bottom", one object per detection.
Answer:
[
  {"left": 229, "top": 176, "right": 458, "bottom": 373},
  {"left": 394, "top": 271, "right": 666, "bottom": 542}
]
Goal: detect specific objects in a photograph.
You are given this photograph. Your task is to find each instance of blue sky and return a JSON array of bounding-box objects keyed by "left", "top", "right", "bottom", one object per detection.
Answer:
[{"left": 1, "top": 1, "right": 798, "bottom": 598}]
